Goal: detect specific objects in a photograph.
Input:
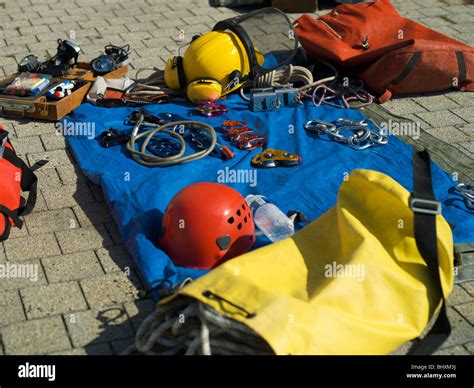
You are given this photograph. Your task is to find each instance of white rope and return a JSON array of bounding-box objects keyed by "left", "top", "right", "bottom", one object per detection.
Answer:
[
  {"left": 125, "top": 67, "right": 184, "bottom": 98},
  {"left": 239, "top": 64, "right": 338, "bottom": 102},
  {"left": 123, "top": 297, "right": 274, "bottom": 355}
]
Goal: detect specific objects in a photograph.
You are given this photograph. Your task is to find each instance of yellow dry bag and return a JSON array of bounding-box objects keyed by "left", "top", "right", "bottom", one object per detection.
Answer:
[{"left": 136, "top": 151, "right": 453, "bottom": 355}]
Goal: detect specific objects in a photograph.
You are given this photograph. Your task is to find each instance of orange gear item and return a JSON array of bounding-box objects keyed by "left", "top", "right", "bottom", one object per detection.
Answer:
[{"left": 158, "top": 182, "right": 255, "bottom": 269}]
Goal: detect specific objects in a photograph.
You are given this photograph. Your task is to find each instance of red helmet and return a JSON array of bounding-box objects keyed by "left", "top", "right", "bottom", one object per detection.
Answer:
[{"left": 159, "top": 182, "right": 255, "bottom": 269}]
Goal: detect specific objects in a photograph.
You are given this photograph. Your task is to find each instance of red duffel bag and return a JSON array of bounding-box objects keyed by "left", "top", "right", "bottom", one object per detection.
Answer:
[
  {"left": 294, "top": 0, "right": 474, "bottom": 102},
  {"left": 0, "top": 126, "right": 45, "bottom": 241}
]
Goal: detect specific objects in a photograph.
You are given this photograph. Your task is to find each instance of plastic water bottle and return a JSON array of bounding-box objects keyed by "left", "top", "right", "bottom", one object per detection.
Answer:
[{"left": 245, "top": 195, "right": 294, "bottom": 243}]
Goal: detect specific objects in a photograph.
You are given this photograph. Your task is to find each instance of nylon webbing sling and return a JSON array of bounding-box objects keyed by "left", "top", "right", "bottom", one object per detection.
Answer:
[{"left": 408, "top": 150, "right": 451, "bottom": 355}]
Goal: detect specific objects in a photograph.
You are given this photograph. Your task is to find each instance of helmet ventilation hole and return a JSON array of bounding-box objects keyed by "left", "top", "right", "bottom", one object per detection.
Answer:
[
  {"left": 227, "top": 217, "right": 234, "bottom": 224},
  {"left": 236, "top": 209, "right": 241, "bottom": 216},
  {"left": 237, "top": 223, "right": 242, "bottom": 230},
  {"left": 242, "top": 204, "right": 246, "bottom": 210},
  {"left": 244, "top": 216, "right": 247, "bottom": 223}
]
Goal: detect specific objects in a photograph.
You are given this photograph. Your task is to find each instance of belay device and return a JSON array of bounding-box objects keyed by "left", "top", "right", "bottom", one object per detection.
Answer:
[{"left": 164, "top": 7, "right": 299, "bottom": 103}]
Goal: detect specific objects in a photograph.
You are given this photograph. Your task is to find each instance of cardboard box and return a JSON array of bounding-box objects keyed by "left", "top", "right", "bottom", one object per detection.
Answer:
[
  {"left": 272, "top": 0, "right": 317, "bottom": 13},
  {"left": 0, "top": 63, "right": 128, "bottom": 121}
]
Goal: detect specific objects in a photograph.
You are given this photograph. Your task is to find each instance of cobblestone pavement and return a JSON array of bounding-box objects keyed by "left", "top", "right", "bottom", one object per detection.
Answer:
[{"left": 0, "top": 0, "right": 473, "bottom": 355}]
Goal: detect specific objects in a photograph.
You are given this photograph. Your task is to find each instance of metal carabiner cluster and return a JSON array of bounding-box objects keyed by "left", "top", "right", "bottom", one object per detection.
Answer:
[
  {"left": 304, "top": 118, "right": 388, "bottom": 150},
  {"left": 221, "top": 120, "right": 265, "bottom": 150},
  {"left": 454, "top": 183, "right": 474, "bottom": 210}
]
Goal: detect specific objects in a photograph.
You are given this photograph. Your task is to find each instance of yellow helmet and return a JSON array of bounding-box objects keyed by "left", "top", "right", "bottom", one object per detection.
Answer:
[{"left": 164, "top": 7, "right": 298, "bottom": 103}]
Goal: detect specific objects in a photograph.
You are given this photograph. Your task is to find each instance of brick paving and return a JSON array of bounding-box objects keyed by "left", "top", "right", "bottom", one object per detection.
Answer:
[{"left": 0, "top": 0, "right": 473, "bottom": 355}]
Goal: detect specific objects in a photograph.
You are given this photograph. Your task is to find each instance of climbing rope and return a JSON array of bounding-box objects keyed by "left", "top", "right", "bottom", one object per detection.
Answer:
[
  {"left": 126, "top": 111, "right": 217, "bottom": 167},
  {"left": 239, "top": 64, "right": 338, "bottom": 101},
  {"left": 124, "top": 67, "right": 183, "bottom": 99},
  {"left": 312, "top": 79, "right": 374, "bottom": 109},
  {"left": 122, "top": 297, "right": 274, "bottom": 355}
]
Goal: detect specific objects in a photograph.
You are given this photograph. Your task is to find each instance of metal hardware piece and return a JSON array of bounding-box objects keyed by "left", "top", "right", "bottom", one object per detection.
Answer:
[
  {"left": 196, "top": 100, "right": 228, "bottom": 117},
  {"left": 455, "top": 183, "right": 474, "bottom": 210},
  {"left": 251, "top": 148, "right": 301, "bottom": 168},
  {"left": 410, "top": 197, "right": 442, "bottom": 215}
]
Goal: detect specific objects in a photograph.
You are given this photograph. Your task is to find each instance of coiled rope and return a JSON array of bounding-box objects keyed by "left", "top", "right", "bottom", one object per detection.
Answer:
[
  {"left": 122, "top": 297, "right": 273, "bottom": 355},
  {"left": 239, "top": 64, "right": 338, "bottom": 101},
  {"left": 124, "top": 67, "right": 183, "bottom": 98},
  {"left": 126, "top": 111, "right": 217, "bottom": 167}
]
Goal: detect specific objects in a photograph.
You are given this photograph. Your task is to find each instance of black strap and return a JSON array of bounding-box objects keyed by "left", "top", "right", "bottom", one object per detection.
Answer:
[
  {"left": 0, "top": 205, "right": 23, "bottom": 228},
  {"left": 0, "top": 211, "right": 12, "bottom": 241},
  {"left": 408, "top": 150, "right": 451, "bottom": 355},
  {"left": 391, "top": 52, "right": 421, "bottom": 85},
  {"left": 455, "top": 51, "right": 467, "bottom": 85}
]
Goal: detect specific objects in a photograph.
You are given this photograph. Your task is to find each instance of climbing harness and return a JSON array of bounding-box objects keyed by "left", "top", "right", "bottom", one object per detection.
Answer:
[
  {"left": 304, "top": 118, "right": 388, "bottom": 150},
  {"left": 251, "top": 148, "right": 301, "bottom": 168},
  {"left": 454, "top": 183, "right": 474, "bottom": 210},
  {"left": 125, "top": 111, "right": 218, "bottom": 167}
]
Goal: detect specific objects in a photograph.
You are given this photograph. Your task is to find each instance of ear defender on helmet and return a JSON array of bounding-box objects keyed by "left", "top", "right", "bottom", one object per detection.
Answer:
[
  {"left": 164, "top": 56, "right": 186, "bottom": 90},
  {"left": 186, "top": 79, "right": 223, "bottom": 104}
]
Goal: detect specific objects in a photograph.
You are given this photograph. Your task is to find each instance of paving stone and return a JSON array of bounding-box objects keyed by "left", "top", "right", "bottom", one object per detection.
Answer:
[
  {"left": 51, "top": 343, "right": 112, "bottom": 355},
  {"left": 0, "top": 290, "right": 26, "bottom": 327},
  {"left": 0, "top": 243, "right": 6, "bottom": 263},
  {"left": 27, "top": 149, "right": 75, "bottom": 170},
  {"left": 457, "top": 141, "right": 474, "bottom": 155},
  {"left": 381, "top": 98, "right": 428, "bottom": 116},
  {"left": 41, "top": 182, "right": 95, "bottom": 210},
  {"left": 64, "top": 307, "right": 134, "bottom": 348},
  {"left": 40, "top": 132, "right": 67, "bottom": 151},
  {"left": 415, "top": 110, "right": 467, "bottom": 127},
  {"left": 80, "top": 272, "right": 141, "bottom": 309},
  {"left": 2, "top": 316, "right": 71, "bottom": 355},
  {"left": 448, "top": 284, "right": 473, "bottom": 305},
  {"left": 73, "top": 201, "right": 113, "bottom": 227},
  {"left": 95, "top": 245, "right": 135, "bottom": 274},
  {"left": 439, "top": 307, "right": 474, "bottom": 348},
  {"left": 454, "top": 302, "right": 474, "bottom": 325},
  {"left": 446, "top": 92, "right": 474, "bottom": 107},
  {"left": 451, "top": 106, "right": 474, "bottom": 123},
  {"left": 124, "top": 299, "right": 155, "bottom": 332},
  {"left": 25, "top": 208, "right": 78, "bottom": 235},
  {"left": 34, "top": 168, "right": 62, "bottom": 190},
  {"left": 464, "top": 341, "right": 474, "bottom": 354},
  {"left": 425, "top": 126, "right": 472, "bottom": 143},
  {"left": 42, "top": 251, "right": 104, "bottom": 283},
  {"left": 0, "top": 260, "right": 47, "bottom": 291},
  {"left": 6, "top": 221, "right": 30, "bottom": 239},
  {"left": 56, "top": 163, "right": 87, "bottom": 185},
  {"left": 4, "top": 233, "right": 61, "bottom": 261},
  {"left": 411, "top": 94, "right": 460, "bottom": 111},
  {"left": 434, "top": 345, "right": 470, "bottom": 355},
  {"left": 56, "top": 224, "right": 113, "bottom": 254},
  {"left": 461, "top": 281, "right": 474, "bottom": 297},
  {"left": 20, "top": 282, "right": 88, "bottom": 319}
]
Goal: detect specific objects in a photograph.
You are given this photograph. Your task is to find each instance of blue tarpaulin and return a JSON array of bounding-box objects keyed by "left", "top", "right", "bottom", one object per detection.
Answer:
[{"left": 65, "top": 95, "right": 474, "bottom": 293}]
